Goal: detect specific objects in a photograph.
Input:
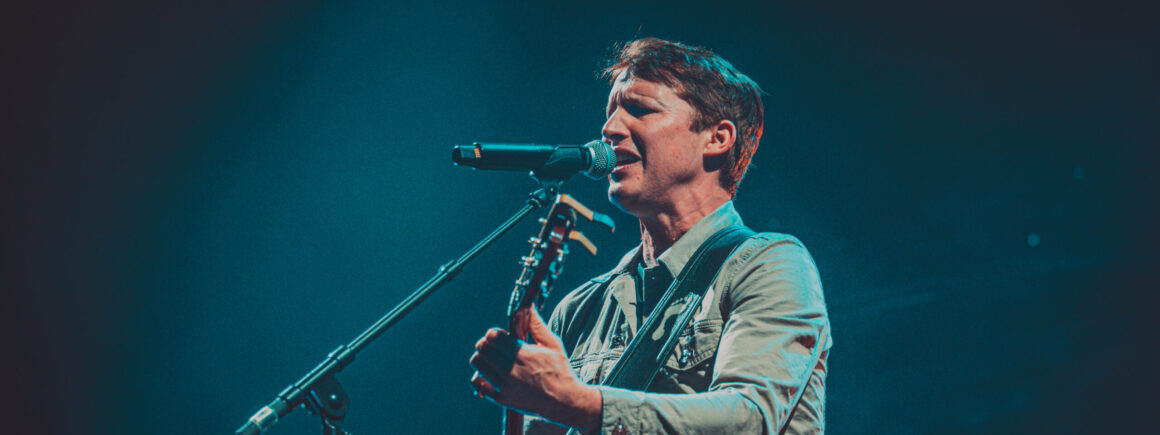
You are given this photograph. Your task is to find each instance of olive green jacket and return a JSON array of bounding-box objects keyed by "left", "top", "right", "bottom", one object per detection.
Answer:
[{"left": 526, "top": 202, "right": 831, "bottom": 434}]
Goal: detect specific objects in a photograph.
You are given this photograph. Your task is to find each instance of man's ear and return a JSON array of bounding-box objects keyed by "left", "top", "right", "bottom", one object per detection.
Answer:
[{"left": 704, "top": 120, "right": 736, "bottom": 157}]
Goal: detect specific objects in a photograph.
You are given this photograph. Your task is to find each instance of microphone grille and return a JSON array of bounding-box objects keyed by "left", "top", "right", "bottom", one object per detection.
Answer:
[{"left": 583, "top": 140, "right": 615, "bottom": 179}]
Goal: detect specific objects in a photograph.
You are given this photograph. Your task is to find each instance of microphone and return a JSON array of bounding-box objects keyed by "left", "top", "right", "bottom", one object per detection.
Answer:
[{"left": 452, "top": 140, "right": 615, "bottom": 180}]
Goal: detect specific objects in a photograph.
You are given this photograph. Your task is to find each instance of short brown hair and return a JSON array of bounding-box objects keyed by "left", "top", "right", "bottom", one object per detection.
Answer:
[{"left": 603, "top": 37, "right": 764, "bottom": 196}]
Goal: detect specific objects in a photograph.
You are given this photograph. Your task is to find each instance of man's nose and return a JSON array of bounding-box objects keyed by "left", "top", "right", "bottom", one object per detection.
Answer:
[{"left": 601, "top": 109, "right": 629, "bottom": 144}]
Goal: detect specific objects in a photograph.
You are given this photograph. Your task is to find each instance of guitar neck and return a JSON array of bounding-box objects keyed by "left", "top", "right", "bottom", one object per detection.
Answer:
[{"left": 504, "top": 409, "right": 523, "bottom": 435}]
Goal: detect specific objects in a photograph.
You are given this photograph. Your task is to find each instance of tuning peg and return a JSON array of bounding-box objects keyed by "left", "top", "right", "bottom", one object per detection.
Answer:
[
  {"left": 568, "top": 231, "right": 598, "bottom": 256},
  {"left": 558, "top": 195, "right": 615, "bottom": 233}
]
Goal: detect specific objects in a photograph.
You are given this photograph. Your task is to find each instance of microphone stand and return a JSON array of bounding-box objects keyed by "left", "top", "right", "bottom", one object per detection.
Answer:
[{"left": 235, "top": 180, "right": 564, "bottom": 435}]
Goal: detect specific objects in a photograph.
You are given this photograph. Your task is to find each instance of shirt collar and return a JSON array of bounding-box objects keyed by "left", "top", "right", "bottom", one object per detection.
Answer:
[
  {"left": 609, "top": 200, "right": 744, "bottom": 277},
  {"left": 656, "top": 201, "right": 744, "bottom": 277}
]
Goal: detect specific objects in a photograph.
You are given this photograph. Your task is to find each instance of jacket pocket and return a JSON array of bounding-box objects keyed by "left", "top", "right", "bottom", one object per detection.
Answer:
[{"left": 654, "top": 319, "right": 722, "bottom": 393}]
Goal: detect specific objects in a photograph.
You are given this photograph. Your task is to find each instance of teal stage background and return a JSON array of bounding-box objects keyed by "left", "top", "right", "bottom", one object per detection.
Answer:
[{"left": 5, "top": 1, "right": 1157, "bottom": 433}]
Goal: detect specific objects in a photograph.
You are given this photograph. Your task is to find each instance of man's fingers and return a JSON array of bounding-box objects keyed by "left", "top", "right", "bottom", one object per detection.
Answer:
[
  {"left": 480, "top": 337, "right": 519, "bottom": 365},
  {"left": 469, "top": 349, "right": 509, "bottom": 394},
  {"left": 528, "top": 308, "right": 564, "bottom": 352},
  {"left": 477, "top": 327, "right": 512, "bottom": 350},
  {"left": 470, "top": 371, "right": 499, "bottom": 399},
  {"left": 469, "top": 325, "right": 525, "bottom": 398},
  {"left": 486, "top": 327, "right": 508, "bottom": 339}
]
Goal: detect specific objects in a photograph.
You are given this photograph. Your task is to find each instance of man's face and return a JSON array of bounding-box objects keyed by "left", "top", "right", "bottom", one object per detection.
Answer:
[{"left": 602, "top": 74, "right": 710, "bottom": 217}]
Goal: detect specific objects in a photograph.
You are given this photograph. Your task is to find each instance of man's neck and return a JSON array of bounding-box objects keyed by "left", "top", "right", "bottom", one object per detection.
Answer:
[{"left": 638, "top": 195, "right": 730, "bottom": 267}]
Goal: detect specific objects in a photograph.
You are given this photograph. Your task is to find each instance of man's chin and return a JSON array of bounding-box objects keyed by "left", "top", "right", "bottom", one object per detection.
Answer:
[{"left": 608, "top": 188, "right": 642, "bottom": 216}]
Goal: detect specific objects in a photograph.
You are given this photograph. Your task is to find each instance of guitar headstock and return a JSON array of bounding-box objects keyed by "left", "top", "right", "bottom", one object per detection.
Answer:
[{"left": 507, "top": 194, "right": 614, "bottom": 317}]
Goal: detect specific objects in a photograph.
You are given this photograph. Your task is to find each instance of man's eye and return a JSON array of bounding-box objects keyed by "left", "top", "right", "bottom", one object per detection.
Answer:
[
  {"left": 624, "top": 104, "right": 654, "bottom": 117},
  {"left": 605, "top": 103, "right": 655, "bottom": 119}
]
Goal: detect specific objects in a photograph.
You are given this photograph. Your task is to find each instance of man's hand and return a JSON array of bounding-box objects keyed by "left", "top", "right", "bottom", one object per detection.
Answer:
[{"left": 470, "top": 308, "right": 602, "bottom": 430}]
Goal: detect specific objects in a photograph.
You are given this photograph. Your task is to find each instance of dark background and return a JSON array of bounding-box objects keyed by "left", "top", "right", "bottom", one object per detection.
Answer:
[{"left": 5, "top": 1, "right": 1157, "bottom": 433}]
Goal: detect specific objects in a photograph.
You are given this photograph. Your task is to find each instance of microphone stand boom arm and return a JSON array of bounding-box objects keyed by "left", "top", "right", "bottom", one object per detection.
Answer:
[{"left": 235, "top": 182, "right": 565, "bottom": 435}]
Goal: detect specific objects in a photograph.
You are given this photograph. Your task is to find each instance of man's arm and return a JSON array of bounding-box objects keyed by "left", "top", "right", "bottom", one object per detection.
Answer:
[{"left": 592, "top": 235, "right": 830, "bottom": 434}]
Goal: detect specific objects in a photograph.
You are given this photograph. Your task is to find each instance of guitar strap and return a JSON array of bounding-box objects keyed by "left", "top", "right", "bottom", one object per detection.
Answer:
[{"left": 601, "top": 224, "right": 755, "bottom": 390}]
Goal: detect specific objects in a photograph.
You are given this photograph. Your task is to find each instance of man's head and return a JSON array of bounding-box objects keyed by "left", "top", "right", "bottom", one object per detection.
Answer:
[{"left": 602, "top": 37, "right": 764, "bottom": 197}]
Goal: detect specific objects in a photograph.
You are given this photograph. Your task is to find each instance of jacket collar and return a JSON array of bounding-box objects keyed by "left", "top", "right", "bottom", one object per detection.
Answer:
[{"left": 606, "top": 201, "right": 744, "bottom": 330}]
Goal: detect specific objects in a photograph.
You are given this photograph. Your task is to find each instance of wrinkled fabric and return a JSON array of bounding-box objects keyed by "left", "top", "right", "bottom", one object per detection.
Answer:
[{"left": 525, "top": 202, "right": 831, "bottom": 434}]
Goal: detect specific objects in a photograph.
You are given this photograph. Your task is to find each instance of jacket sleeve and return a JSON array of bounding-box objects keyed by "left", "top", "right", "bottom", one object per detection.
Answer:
[{"left": 593, "top": 235, "right": 830, "bottom": 434}]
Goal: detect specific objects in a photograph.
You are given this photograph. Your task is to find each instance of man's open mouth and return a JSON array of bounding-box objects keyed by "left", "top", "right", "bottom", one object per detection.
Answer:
[{"left": 615, "top": 152, "right": 641, "bottom": 167}]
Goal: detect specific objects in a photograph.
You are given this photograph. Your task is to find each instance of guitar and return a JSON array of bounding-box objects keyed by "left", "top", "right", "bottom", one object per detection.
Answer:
[{"left": 502, "top": 194, "right": 612, "bottom": 435}]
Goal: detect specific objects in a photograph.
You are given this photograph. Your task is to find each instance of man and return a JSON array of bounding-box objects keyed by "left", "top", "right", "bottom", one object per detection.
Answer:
[{"left": 470, "top": 37, "right": 831, "bottom": 434}]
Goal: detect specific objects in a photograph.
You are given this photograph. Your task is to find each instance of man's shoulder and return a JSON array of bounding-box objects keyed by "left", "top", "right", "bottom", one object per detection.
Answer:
[
  {"left": 730, "top": 230, "right": 812, "bottom": 264},
  {"left": 744, "top": 230, "right": 806, "bottom": 246},
  {"left": 554, "top": 270, "right": 614, "bottom": 312},
  {"left": 553, "top": 243, "right": 639, "bottom": 309},
  {"left": 720, "top": 229, "right": 826, "bottom": 311},
  {"left": 546, "top": 267, "right": 620, "bottom": 354}
]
